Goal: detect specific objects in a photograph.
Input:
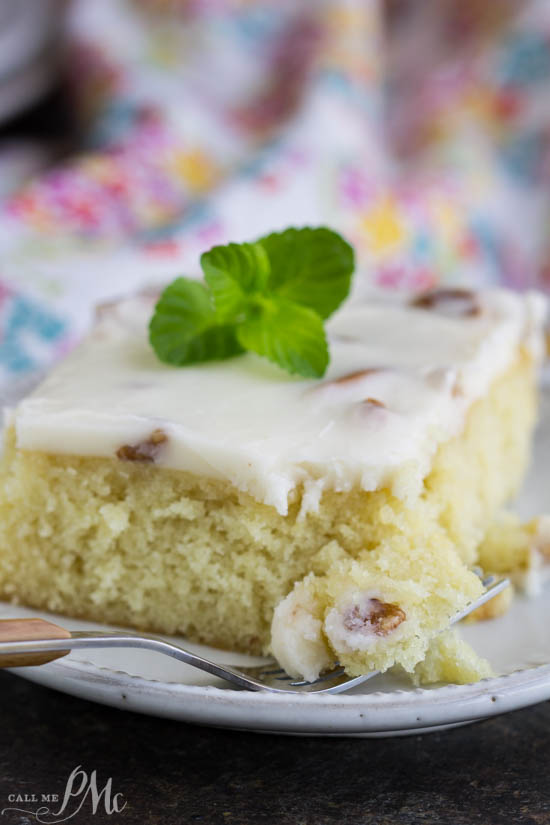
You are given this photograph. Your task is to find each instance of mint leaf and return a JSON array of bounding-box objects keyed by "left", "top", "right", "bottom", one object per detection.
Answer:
[
  {"left": 149, "top": 278, "right": 243, "bottom": 365},
  {"left": 201, "top": 241, "right": 270, "bottom": 320},
  {"left": 259, "top": 227, "right": 354, "bottom": 319},
  {"left": 236, "top": 297, "right": 329, "bottom": 378},
  {"left": 149, "top": 226, "right": 355, "bottom": 378}
]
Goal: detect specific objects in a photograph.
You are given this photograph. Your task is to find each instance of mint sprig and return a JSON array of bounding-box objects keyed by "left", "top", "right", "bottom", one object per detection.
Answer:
[
  {"left": 237, "top": 298, "right": 329, "bottom": 378},
  {"left": 149, "top": 226, "right": 354, "bottom": 378},
  {"left": 149, "top": 279, "right": 244, "bottom": 365}
]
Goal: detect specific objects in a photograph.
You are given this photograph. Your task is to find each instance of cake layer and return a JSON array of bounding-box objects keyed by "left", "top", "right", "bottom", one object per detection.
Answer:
[
  {"left": 0, "top": 351, "right": 538, "bottom": 663},
  {"left": 11, "top": 287, "right": 546, "bottom": 515},
  {"left": 270, "top": 351, "right": 539, "bottom": 677}
]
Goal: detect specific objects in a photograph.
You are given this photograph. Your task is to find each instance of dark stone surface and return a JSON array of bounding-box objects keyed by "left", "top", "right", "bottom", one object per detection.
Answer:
[{"left": 0, "top": 671, "right": 549, "bottom": 825}]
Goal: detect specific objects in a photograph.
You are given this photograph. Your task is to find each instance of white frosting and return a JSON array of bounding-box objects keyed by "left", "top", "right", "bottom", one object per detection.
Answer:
[
  {"left": 270, "top": 583, "right": 333, "bottom": 681},
  {"left": 12, "top": 287, "right": 547, "bottom": 515}
]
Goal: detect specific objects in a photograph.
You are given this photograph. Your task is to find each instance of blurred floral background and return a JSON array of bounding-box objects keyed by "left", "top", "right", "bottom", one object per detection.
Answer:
[{"left": 1, "top": 0, "right": 550, "bottom": 384}]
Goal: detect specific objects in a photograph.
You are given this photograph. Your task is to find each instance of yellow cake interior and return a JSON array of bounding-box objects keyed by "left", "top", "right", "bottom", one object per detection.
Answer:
[{"left": 0, "top": 350, "right": 537, "bottom": 682}]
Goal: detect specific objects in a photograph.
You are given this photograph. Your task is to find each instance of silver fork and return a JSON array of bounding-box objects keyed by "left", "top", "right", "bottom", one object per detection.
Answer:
[{"left": 0, "top": 577, "right": 508, "bottom": 695}]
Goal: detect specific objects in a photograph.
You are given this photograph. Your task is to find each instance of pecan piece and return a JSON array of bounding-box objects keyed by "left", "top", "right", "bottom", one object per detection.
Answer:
[
  {"left": 343, "top": 598, "right": 406, "bottom": 636},
  {"left": 326, "top": 367, "right": 385, "bottom": 387},
  {"left": 116, "top": 428, "right": 168, "bottom": 462},
  {"left": 411, "top": 288, "right": 481, "bottom": 318},
  {"left": 362, "top": 397, "right": 385, "bottom": 409}
]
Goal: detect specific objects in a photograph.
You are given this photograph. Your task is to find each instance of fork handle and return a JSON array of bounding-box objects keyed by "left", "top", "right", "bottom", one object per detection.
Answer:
[{"left": 0, "top": 619, "right": 71, "bottom": 667}]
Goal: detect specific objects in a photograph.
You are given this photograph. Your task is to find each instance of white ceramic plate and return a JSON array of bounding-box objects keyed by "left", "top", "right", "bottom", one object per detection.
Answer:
[{"left": 2, "top": 380, "right": 550, "bottom": 737}]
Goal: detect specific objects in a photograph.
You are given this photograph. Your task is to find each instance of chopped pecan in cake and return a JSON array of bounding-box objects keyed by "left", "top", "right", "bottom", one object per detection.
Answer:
[
  {"left": 411, "top": 288, "right": 481, "bottom": 318},
  {"left": 116, "top": 428, "right": 168, "bottom": 462},
  {"left": 330, "top": 367, "right": 385, "bottom": 385},
  {"left": 362, "top": 397, "right": 385, "bottom": 409},
  {"left": 343, "top": 598, "right": 406, "bottom": 637}
]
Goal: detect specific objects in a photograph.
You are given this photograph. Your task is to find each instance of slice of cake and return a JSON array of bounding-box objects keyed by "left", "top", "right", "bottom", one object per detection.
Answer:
[{"left": 0, "top": 285, "right": 546, "bottom": 683}]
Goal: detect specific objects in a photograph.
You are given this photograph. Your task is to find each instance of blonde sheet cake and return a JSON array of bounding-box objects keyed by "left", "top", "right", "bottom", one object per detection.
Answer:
[{"left": 0, "top": 284, "right": 546, "bottom": 684}]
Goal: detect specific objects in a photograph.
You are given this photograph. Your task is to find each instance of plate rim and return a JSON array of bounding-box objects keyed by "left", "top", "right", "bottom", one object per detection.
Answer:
[{"left": 10, "top": 646, "right": 550, "bottom": 735}]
